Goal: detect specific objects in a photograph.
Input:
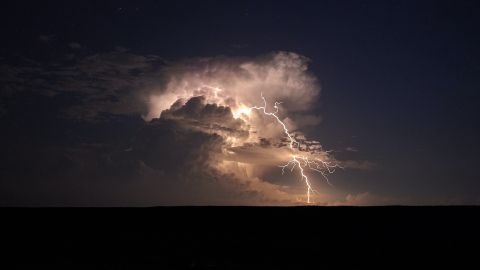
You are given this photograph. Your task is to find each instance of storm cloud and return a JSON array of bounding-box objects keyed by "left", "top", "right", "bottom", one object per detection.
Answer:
[{"left": 0, "top": 50, "right": 372, "bottom": 206}]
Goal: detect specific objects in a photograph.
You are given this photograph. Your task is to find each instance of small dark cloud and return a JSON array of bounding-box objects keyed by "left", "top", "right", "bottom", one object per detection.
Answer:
[
  {"left": 39, "top": 34, "right": 55, "bottom": 43},
  {"left": 231, "top": 43, "right": 249, "bottom": 49},
  {"left": 114, "top": 46, "right": 129, "bottom": 52},
  {"left": 346, "top": 147, "right": 358, "bottom": 152},
  {"left": 68, "top": 42, "right": 82, "bottom": 49}
]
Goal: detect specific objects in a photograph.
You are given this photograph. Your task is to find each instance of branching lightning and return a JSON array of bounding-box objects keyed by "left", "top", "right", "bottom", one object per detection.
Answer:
[
  {"left": 250, "top": 93, "right": 342, "bottom": 204},
  {"left": 182, "top": 83, "right": 341, "bottom": 204}
]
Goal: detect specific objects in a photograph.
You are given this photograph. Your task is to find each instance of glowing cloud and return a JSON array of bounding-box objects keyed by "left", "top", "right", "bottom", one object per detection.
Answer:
[
  {"left": 144, "top": 52, "right": 320, "bottom": 124},
  {"left": 146, "top": 52, "right": 342, "bottom": 204}
]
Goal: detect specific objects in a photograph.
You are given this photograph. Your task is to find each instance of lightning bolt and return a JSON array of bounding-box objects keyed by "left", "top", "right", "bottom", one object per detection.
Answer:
[{"left": 250, "top": 93, "right": 341, "bottom": 204}]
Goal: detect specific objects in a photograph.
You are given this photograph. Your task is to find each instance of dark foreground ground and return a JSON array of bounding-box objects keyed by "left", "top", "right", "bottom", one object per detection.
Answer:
[{"left": 1, "top": 206, "right": 479, "bottom": 269}]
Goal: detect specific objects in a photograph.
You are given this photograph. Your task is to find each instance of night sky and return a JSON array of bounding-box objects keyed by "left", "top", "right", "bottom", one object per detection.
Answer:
[{"left": 1, "top": 0, "right": 479, "bottom": 206}]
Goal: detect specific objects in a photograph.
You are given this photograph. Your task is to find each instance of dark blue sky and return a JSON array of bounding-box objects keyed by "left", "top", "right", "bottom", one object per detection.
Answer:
[{"left": 1, "top": 0, "right": 479, "bottom": 205}]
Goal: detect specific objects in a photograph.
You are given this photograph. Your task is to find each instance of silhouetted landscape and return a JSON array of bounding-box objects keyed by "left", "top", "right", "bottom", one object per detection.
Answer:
[{"left": 2, "top": 206, "right": 478, "bottom": 269}]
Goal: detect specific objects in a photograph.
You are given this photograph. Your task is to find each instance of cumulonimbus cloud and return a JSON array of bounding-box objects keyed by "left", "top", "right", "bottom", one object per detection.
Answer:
[
  {"left": 144, "top": 52, "right": 321, "bottom": 124},
  {"left": 0, "top": 50, "right": 374, "bottom": 206},
  {"left": 136, "top": 52, "right": 344, "bottom": 204}
]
